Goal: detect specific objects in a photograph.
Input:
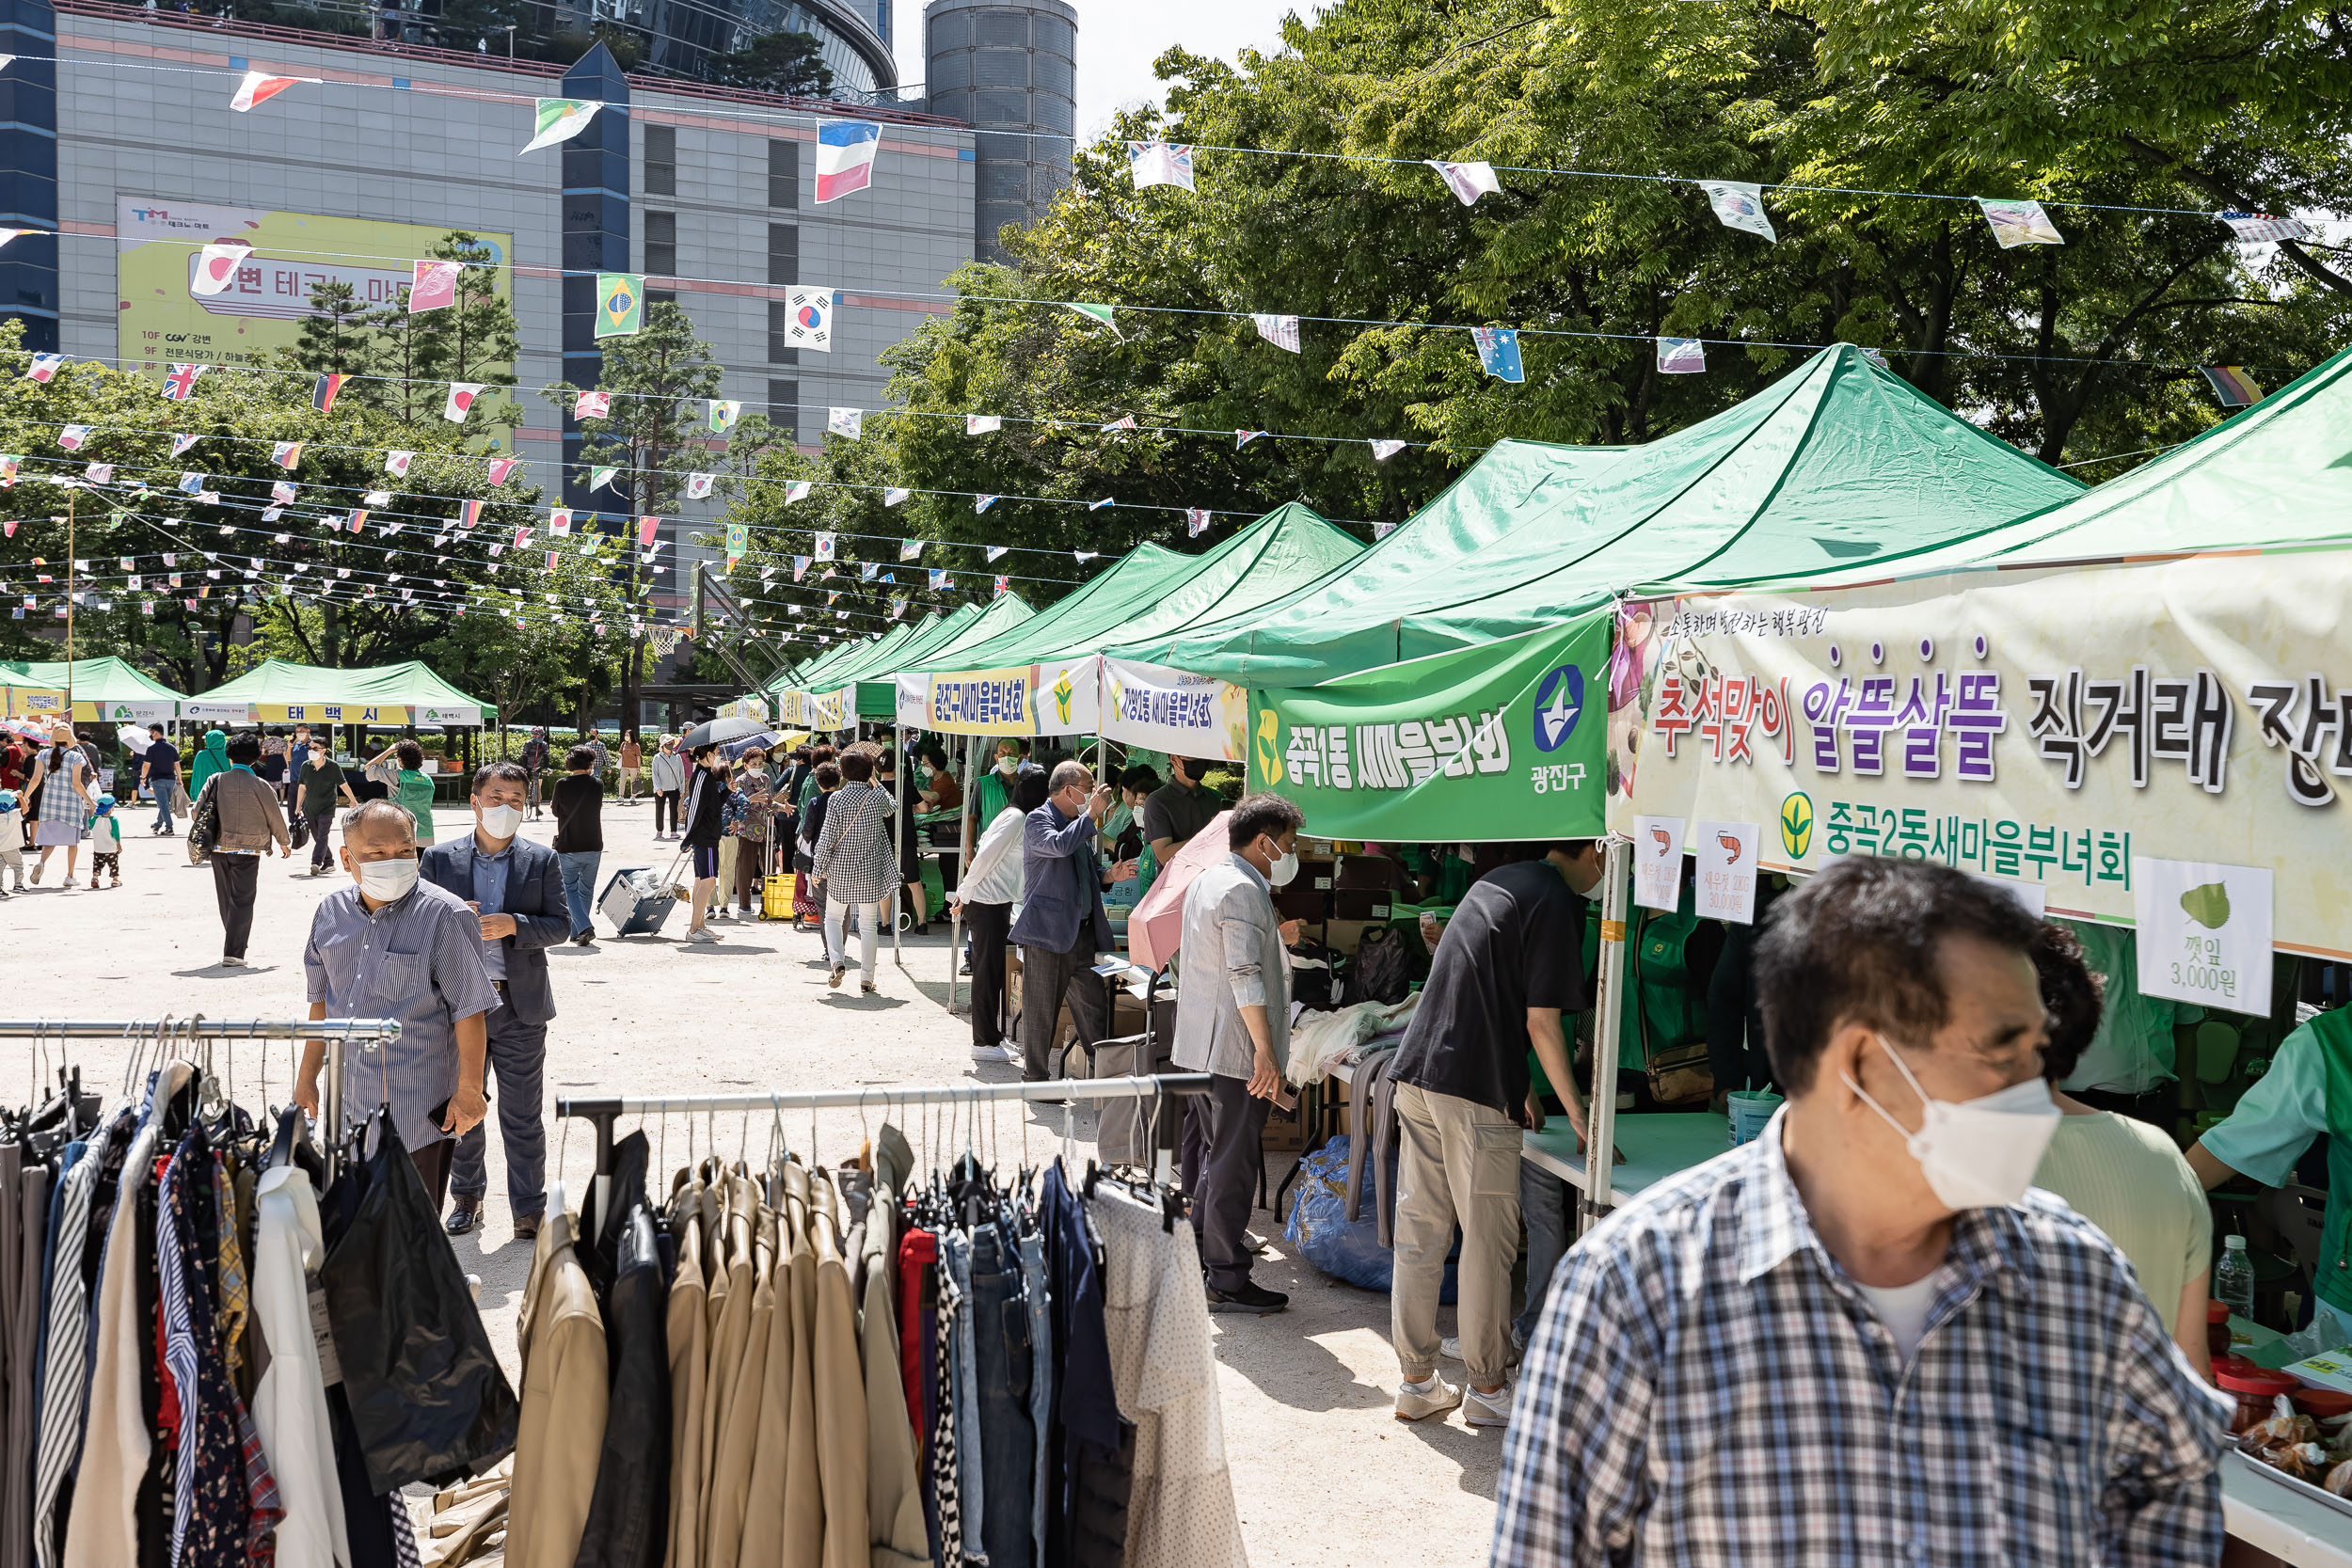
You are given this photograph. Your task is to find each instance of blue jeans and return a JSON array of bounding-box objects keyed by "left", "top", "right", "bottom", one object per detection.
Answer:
[
  {"left": 969, "top": 1224, "right": 1036, "bottom": 1568},
  {"left": 558, "top": 849, "right": 602, "bottom": 938},
  {"left": 1018, "top": 1230, "right": 1052, "bottom": 1568},
  {"left": 151, "top": 778, "right": 174, "bottom": 833},
  {"left": 1516, "top": 1163, "right": 1572, "bottom": 1344},
  {"left": 942, "top": 1232, "right": 986, "bottom": 1546}
]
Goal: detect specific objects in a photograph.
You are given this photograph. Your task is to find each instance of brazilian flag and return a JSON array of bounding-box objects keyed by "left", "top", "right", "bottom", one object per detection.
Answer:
[{"left": 596, "top": 273, "right": 644, "bottom": 340}]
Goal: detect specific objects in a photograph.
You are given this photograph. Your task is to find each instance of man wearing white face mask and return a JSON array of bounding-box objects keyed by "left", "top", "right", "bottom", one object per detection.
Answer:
[
  {"left": 294, "top": 800, "right": 498, "bottom": 1211},
  {"left": 422, "top": 761, "right": 570, "bottom": 1240},
  {"left": 1494, "top": 857, "right": 2233, "bottom": 1568},
  {"left": 1172, "top": 794, "right": 1306, "bottom": 1314}
]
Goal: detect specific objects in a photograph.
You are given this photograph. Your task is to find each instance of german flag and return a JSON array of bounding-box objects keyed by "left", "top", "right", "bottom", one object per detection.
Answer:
[{"left": 312, "top": 372, "right": 345, "bottom": 414}]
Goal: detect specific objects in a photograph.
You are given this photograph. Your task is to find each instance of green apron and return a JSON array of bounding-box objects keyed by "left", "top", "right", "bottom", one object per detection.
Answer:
[{"left": 2314, "top": 1009, "right": 2352, "bottom": 1315}]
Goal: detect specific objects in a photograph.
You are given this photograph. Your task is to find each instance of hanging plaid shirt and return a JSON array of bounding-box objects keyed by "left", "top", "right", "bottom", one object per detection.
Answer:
[{"left": 1491, "top": 1112, "right": 2232, "bottom": 1568}]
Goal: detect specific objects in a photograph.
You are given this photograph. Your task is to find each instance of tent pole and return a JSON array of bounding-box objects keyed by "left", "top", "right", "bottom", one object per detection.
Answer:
[
  {"left": 948, "top": 731, "right": 977, "bottom": 1009},
  {"left": 891, "top": 720, "right": 904, "bottom": 967},
  {"left": 1580, "top": 835, "right": 1631, "bottom": 1238}
]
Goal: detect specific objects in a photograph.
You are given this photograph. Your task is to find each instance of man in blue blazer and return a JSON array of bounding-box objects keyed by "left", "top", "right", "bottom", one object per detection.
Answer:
[
  {"left": 421, "top": 759, "right": 568, "bottom": 1241},
  {"left": 1009, "top": 759, "right": 1130, "bottom": 1082}
]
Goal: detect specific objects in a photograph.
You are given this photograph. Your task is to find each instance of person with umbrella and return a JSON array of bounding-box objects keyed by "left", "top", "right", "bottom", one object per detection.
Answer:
[{"left": 679, "top": 743, "right": 730, "bottom": 944}]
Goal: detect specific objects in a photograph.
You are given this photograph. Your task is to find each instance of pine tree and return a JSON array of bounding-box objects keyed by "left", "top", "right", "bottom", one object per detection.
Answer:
[
  {"left": 416, "top": 231, "right": 521, "bottom": 426},
  {"left": 548, "top": 301, "right": 724, "bottom": 736},
  {"left": 277, "top": 279, "right": 373, "bottom": 375}
]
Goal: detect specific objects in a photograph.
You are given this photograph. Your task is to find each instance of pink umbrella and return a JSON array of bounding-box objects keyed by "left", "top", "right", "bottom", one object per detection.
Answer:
[{"left": 1126, "top": 809, "right": 1232, "bottom": 971}]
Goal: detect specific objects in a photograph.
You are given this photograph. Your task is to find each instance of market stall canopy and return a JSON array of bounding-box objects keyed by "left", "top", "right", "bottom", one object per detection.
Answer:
[
  {"left": 1722, "top": 336, "right": 2352, "bottom": 589},
  {"left": 1132, "top": 345, "right": 2080, "bottom": 687},
  {"left": 846, "top": 603, "right": 983, "bottom": 720},
  {"left": 197, "top": 658, "right": 494, "bottom": 726},
  {"left": 903, "top": 542, "right": 1196, "bottom": 676},
  {"left": 771, "top": 622, "right": 901, "bottom": 695},
  {"left": 0, "top": 656, "right": 184, "bottom": 723}
]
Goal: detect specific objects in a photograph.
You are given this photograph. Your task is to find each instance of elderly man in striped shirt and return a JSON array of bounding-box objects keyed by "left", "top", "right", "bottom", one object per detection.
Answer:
[{"left": 1493, "top": 857, "right": 2231, "bottom": 1568}]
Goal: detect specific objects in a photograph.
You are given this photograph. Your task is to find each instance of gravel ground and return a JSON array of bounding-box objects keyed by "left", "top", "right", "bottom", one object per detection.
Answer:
[{"left": 6, "top": 791, "right": 1500, "bottom": 1568}]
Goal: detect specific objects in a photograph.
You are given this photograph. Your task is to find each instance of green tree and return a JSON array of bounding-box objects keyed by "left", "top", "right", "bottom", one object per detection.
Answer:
[
  {"left": 278, "top": 279, "right": 374, "bottom": 377},
  {"left": 546, "top": 301, "right": 725, "bottom": 735},
  {"left": 705, "top": 31, "right": 834, "bottom": 97}
]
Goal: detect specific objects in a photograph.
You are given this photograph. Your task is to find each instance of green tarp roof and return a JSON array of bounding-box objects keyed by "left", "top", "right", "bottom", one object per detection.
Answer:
[
  {"left": 779, "top": 621, "right": 921, "bottom": 694},
  {"left": 848, "top": 595, "right": 1041, "bottom": 717},
  {"left": 1126, "top": 346, "right": 2080, "bottom": 686},
  {"left": 200, "top": 658, "right": 491, "bottom": 712},
  {"left": 823, "top": 614, "right": 942, "bottom": 689},
  {"left": 903, "top": 542, "right": 1196, "bottom": 674},
  {"left": 911, "top": 504, "right": 1364, "bottom": 677},
  {"left": 918, "top": 591, "right": 1035, "bottom": 665},
  {"left": 1733, "top": 339, "right": 2352, "bottom": 589},
  {"left": 0, "top": 657, "right": 183, "bottom": 703}
]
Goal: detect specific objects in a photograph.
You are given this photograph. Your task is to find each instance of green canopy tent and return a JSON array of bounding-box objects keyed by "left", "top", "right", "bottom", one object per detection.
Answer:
[
  {"left": 0, "top": 657, "right": 185, "bottom": 724},
  {"left": 1709, "top": 338, "right": 2352, "bottom": 589},
  {"left": 1129, "top": 345, "right": 2081, "bottom": 688},
  {"left": 197, "top": 658, "right": 496, "bottom": 726},
  {"left": 847, "top": 593, "right": 1038, "bottom": 721},
  {"left": 813, "top": 611, "right": 951, "bottom": 724},
  {"left": 900, "top": 505, "right": 1365, "bottom": 739}
]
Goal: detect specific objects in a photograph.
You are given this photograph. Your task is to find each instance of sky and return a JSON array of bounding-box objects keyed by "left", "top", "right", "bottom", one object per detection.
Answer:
[{"left": 888, "top": 0, "right": 1300, "bottom": 139}]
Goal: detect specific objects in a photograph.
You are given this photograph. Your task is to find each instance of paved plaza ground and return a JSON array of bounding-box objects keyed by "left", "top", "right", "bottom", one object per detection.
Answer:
[{"left": 8, "top": 791, "right": 1499, "bottom": 1568}]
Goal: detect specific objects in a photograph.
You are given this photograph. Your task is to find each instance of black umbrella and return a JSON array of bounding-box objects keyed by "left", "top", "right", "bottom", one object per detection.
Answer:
[
  {"left": 680, "top": 715, "right": 770, "bottom": 750},
  {"left": 720, "top": 729, "right": 787, "bottom": 761}
]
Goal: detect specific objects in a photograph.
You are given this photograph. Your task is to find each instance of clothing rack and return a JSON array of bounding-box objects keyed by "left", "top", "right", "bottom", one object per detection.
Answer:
[
  {"left": 0, "top": 1016, "right": 404, "bottom": 1178},
  {"left": 556, "top": 1072, "right": 1214, "bottom": 1212}
]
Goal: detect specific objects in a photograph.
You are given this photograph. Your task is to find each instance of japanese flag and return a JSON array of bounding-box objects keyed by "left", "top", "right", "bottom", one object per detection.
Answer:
[
  {"left": 385, "top": 451, "right": 413, "bottom": 477},
  {"left": 548, "top": 508, "right": 572, "bottom": 536},
  {"left": 443, "top": 383, "right": 484, "bottom": 422},
  {"left": 190, "top": 239, "right": 252, "bottom": 297},
  {"left": 966, "top": 414, "right": 1001, "bottom": 435}
]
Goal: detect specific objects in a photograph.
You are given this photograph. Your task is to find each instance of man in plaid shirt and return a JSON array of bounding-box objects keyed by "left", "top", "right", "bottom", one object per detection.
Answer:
[{"left": 1493, "top": 858, "right": 2232, "bottom": 1568}]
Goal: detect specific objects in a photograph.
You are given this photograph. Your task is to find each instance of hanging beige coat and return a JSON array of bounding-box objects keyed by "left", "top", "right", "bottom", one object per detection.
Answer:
[
  {"left": 705, "top": 1197, "right": 777, "bottom": 1568},
  {"left": 665, "top": 1173, "right": 711, "bottom": 1568},
  {"left": 861, "top": 1129, "right": 929, "bottom": 1568},
  {"left": 508, "top": 1210, "right": 608, "bottom": 1568},
  {"left": 809, "top": 1171, "right": 870, "bottom": 1568}
]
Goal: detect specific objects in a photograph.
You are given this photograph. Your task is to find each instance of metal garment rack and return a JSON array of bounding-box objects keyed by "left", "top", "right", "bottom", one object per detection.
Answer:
[
  {"left": 0, "top": 1018, "right": 404, "bottom": 1179},
  {"left": 556, "top": 1071, "right": 1212, "bottom": 1217}
]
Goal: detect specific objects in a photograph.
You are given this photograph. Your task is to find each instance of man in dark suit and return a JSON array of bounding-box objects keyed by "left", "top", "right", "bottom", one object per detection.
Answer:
[
  {"left": 1009, "top": 760, "right": 1125, "bottom": 1082},
  {"left": 421, "top": 759, "right": 568, "bottom": 1241}
]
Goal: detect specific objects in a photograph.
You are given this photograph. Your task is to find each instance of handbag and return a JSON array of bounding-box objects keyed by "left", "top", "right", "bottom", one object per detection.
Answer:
[{"left": 185, "top": 778, "right": 219, "bottom": 865}]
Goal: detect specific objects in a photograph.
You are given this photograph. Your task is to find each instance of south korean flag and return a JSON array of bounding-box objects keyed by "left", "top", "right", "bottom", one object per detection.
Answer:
[{"left": 785, "top": 286, "right": 835, "bottom": 354}]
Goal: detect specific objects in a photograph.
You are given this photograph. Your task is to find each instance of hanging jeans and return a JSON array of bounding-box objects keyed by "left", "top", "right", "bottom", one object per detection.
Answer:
[
  {"left": 969, "top": 1224, "right": 1036, "bottom": 1568},
  {"left": 940, "top": 1232, "right": 986, "bottom": 1555},
  {"left": 1017, "top": 1230, "right": 1053, "bottom": 1568},
  {"left": 558, "top": 849, "right": 603, "bottom": 938}
]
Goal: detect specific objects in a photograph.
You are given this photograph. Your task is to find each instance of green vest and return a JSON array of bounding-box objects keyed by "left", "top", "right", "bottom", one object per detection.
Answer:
[{"left": 2314, "top": 1009, "right": 2352, "bottom": 1314}]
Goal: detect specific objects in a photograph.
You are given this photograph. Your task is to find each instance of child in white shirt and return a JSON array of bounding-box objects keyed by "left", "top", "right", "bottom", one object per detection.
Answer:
[
  {"left": 89, "top": 793, "right": 122, "bottom": 888},
  {"left": 0, "top": 791, "right": 22, "bottom": 895}
]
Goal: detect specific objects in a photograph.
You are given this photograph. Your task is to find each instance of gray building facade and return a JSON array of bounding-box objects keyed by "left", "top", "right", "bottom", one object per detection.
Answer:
[
  {"left": 922, "top": 0, "right": 1073, "bottom": 263},
  {"left": 29, "top": 0, "right": 976, "bottom": 626}
]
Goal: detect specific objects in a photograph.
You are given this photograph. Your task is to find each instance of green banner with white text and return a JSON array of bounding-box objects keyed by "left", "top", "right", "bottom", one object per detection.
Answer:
[{"left": 1248, "top": 613, "right": 1610, "bottom": 843}]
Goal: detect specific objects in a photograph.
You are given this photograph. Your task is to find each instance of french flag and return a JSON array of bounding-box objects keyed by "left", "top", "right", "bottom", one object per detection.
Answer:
[{"left": 815, "top": 121, "right": 881, "bottom": 205}]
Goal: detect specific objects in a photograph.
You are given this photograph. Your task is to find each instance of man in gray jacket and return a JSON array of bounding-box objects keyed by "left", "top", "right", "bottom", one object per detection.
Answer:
[
  {"left": 421, "top": 761, "right": 569, "bottom": 1240},
  {"left": 1009, "top": 760, "right": 1125, "bottom": 1082},
  {"left": 1172, "top": 793, "right": 1304, "bottom": 1314}
]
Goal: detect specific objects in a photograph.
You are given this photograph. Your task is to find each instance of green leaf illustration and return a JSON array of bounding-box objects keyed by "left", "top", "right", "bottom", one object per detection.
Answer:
[{"left": 2180, "top": 881, "right": 2232, "bottom": 930}]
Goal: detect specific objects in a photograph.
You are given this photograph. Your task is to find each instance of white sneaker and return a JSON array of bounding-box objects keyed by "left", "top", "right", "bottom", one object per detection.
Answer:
[
  {"left": 970, "top": 1044, "right": 1015, "bottom": 1064},
  {"left": 60, "top": 875, "right": 76, "bottom": 888},
  {"left": 685, "top": 928, "right": 718, "bottom": 944},
  {"left": 1463, "top": 1380, "right": 1516, "bottom": 1429},
  {"left": 1394, "top": 1374, "right": 1462, "bottom": 1422},
  {"left": 220, "top": 956, "right": 248, "bottom": 968}
]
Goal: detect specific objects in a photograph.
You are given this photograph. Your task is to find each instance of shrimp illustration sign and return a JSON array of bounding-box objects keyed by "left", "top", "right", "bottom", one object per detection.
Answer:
[
  {"left": 1623, "top": 550, "right": 2352, "bottom": 958},
  {"left": 1248, "top": 615, "right": 1610, "bottom": 842}
]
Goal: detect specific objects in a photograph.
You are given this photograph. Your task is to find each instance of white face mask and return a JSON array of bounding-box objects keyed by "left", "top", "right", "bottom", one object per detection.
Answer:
[
  {"left": 1843, "top": 1036, "right": 2059, "bottom": 1211},
  {"left": 1266, "top": 846, "right": 1299, "bottom": 887},
  {"left": 355, "top": 856, "right": 420, "bottom": 901},
  {"left": 997, "top": 755, "right": 1018, "bottom": 774},
  {"left": 479, "top": 802, "right": 524, "bottom": 839}
]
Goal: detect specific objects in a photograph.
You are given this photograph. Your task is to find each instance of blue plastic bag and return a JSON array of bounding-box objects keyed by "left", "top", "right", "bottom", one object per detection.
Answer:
[{"left": 1282, "top": 1134, "right": 1455, "bottom": 1301}]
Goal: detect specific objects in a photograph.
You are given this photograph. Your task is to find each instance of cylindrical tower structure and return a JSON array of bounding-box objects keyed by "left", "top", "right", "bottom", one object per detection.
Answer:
[{"left": 922, "top": 0, "right": 1075, "bottom": 262}]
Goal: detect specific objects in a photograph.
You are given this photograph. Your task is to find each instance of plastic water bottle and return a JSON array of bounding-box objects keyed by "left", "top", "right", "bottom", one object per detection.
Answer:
[{"left": 2216, "top": 1234, "right": 2255, "bottom": 1335}]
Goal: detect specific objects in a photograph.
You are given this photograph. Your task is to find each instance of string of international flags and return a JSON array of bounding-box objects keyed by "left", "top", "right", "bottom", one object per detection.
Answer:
[{"left": 41, "top": 51, "right": 2320, "bottom": 238}]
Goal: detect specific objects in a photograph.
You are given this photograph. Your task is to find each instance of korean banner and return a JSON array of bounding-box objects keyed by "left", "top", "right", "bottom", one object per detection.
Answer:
[
  {"left": 917, "top": 657, "right": 1102, "bottom": 736},
  {"left": 896, "top": 673, "right": 930, "bottom": 730},
  {"left": 808, "top": 687, "right": 855, "bottom": 731},
  {"left": 416, "top": 704, "right": 485, "bottom": 727},
  {"left": 1619, "top": 551, "right": 2352, "bottom": 959},
  {"left": 1249, "top": 614, "right": 1610, "bottom": 843},
  {"left": 255, "top": 703, "right": 404, "bottom": 725},
  {"left": 1100, "top": 657, "right": 1250, "bottom": 761}
]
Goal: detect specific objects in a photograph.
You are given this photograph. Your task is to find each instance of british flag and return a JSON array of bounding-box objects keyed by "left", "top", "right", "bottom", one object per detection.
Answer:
[{"left": 162, "top": 363, "right": 203, "bottom": 402}]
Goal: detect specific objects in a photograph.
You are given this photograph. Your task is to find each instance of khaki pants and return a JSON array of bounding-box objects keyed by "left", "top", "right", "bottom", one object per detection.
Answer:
[{"left": 1391, "top": 1082, "right": 1522, "bottom": 1387}]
